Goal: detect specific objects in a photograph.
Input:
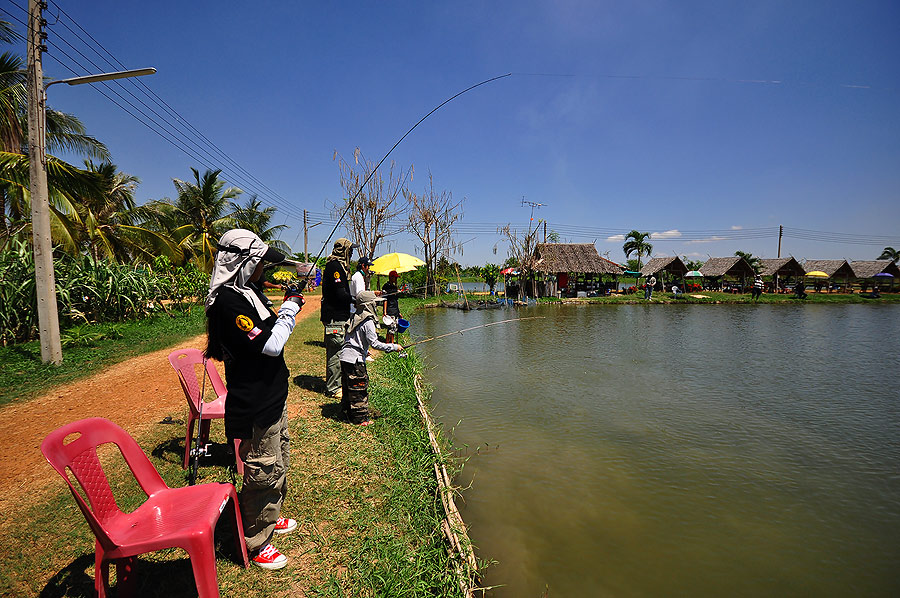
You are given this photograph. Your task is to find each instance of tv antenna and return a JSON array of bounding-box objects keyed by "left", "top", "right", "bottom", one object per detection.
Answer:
[{"left": 520, "top": 196, "right": 546, "bottom": 235}]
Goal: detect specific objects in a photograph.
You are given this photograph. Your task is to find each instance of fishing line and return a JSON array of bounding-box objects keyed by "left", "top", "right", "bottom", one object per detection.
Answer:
[
  {"left": 511, "top": 71, "right": 874, "bottom": 90},
  {"left": 401, "top": 316, "right": 545, "bottom": 350},
  {"left": 292, "top": 72, "right": 513, "bottom": 289}
]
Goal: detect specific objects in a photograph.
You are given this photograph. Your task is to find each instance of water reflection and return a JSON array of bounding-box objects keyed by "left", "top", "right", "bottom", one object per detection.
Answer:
[{"left": 412, "top": 304, "right": 900, "bottom": 597}]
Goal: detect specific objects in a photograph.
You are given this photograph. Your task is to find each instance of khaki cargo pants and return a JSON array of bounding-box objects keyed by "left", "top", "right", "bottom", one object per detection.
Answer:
[{"left": 238, "top": 403, "right": 289, "bottom": 555}]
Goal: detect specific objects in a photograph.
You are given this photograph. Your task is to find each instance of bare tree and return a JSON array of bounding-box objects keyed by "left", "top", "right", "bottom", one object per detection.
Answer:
[
  {"left": 406, "top": 172, "right": 463, "bottom": 296},
  {"left": 332, "top": 147, "right": 411, "bottom": 259},
  {"left": 498, "top": 221, "right": 543, "bottom": 300}
]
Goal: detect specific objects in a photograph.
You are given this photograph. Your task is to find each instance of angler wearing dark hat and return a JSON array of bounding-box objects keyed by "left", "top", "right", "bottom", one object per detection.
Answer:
[
  {"left": 321, "top": 238, "right": 357, "bottom": 397},
  {"left": 339, "top": 291, "right": 403, "bottom": 425},
  {"left": 205, "top": 228, "right": 303, "bottom": 570}
]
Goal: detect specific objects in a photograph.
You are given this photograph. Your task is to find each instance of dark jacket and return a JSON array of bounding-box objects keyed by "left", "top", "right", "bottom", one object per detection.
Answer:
[
  {"left": 321, "top": 260, "right": 351, "bottom": 323},
  {"left": 206, "top": 287, "right": 289, "bottom": 439}
]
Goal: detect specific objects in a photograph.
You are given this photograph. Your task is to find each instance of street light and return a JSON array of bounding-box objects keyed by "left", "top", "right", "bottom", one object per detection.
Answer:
[{"left": 27, "top": 1, "right": 156, "bottom": 364}]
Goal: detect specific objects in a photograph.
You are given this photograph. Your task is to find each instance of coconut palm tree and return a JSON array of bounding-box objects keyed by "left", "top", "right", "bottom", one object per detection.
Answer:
[
  {"left": 1, "top": 26, "right": 110, "bottom": 246},
  {"left": 878, "top": 247, "right": 899, "bottom": 264},
  {"left": 229, "top": 195, "right": 290, "bottom": 254},
  {"left": 152, "top": 168, "right": 241, "bottom": 271},
  {"left": 622, "top": 230, "right": 653, "bottom": 271},
  {"left": 735, "top": 250, "right": 761, "bottom": 274},
  {"left": 73, "top": 161, "right": 180, "bottom": 262}
]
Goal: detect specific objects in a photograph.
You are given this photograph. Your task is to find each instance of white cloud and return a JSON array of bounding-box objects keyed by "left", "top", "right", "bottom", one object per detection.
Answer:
[
  {"left": 731, "top": 225, "right": 743, "bottom": 230},
  {"left": 606, "top": 234, "right": 625, "bottom": 242},
  {"left": 652, "top": 229, "right": 682, "bottom": 239},
  {"left": 686, "top": 236, "right": 727, "bottom": 244}
]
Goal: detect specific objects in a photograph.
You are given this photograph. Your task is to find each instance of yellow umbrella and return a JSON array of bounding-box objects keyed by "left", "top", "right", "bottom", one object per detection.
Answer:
[
  {"left": 806, "top": 271, "right": 829, "bottom": 277},
  {"left": 371, "top": 252, "right": 425, "bottom": 275}
]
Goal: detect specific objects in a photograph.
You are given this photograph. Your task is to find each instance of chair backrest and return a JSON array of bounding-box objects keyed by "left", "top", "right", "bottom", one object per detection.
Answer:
[
  {"left": 40, "top": 418, "right": 167, "bottom": 551},
  {"left": 168, "top": 349, "right": 225, "bottom": 414}
]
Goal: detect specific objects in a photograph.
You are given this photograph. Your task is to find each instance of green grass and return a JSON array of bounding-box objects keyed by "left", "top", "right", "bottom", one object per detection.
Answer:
[
  {"left": 533, "top": 290, "right": 900, "bottom": 305},
  {"left": 0, "top": 307, "right": 206, "bottom": 408},
  {"left": 0, "top": 298, "right": 469, "bottom": 597}
]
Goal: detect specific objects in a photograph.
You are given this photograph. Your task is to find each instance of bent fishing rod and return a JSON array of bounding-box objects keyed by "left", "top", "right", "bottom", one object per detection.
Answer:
[
  {"left": 273, "top": 73, "right": 512, "bottom": 287},
  {"left": 400, "top": 316, "right": 545, "bottom": 350}
]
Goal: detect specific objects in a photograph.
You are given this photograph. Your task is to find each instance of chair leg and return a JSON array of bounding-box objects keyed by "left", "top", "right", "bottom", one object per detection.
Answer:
[
  {"left": 183, "top": 416, "right": 196, "bottom": 469},
  {"left": 227, "top": 491, "right": 249, "bottom": 567},
  {"left": 233, "top": 438, "right": 244, "bottom": 476},
  {"left": 186, "top": 536, "right": 221, "bottom": 598},
  {"left": 95, "top": 544, "right": 109, "bottom": 598},
  {"left": 199, "top": 418, "right": 212, "bottom": 446},
  {"left": 115, "top": 556, "right": 138, "bottom": 596}
]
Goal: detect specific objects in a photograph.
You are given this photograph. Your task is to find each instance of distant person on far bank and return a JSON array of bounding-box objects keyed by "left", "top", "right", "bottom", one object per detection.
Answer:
[
  {"left": 752, "top": 275, "right": 764, "bottom": 301},
  {"left": 794, "top": 280, "right": 807, "bottom": 299},
  {"left": 645, "top": 275, "right": 656, "bottom": 300},
  {"left": 381, "top": 270, "right": 402, "bottom": 344}
]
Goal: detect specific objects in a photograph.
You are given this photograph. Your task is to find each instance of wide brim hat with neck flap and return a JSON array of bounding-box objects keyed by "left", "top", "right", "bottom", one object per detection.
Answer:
[
  {"left": 349, "top": 290, "right": 384, "bottom": 332},
  {"left": 206, "top": 228, "right": 285, "bottom": 319}
]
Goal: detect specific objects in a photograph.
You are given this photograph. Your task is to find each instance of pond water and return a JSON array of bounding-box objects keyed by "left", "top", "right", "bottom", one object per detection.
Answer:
[{"left": 410, "top": 304, "right": 900, "bottom": 597}]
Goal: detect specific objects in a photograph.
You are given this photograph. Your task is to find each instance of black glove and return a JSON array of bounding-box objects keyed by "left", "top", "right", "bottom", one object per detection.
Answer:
[{"left": 283, "top": 285, "right": 305, "bottom": 308}]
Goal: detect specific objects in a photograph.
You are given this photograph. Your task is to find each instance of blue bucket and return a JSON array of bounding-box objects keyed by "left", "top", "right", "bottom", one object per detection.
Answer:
[{"left": 397, "top": 318, "right": 410, "bottom": 333}]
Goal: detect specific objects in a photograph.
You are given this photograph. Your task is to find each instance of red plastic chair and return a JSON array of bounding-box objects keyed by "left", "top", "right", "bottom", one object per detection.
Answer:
[
  {"left": 167, "top": 348, "right": 242, "bottom": 474},
  {"left": 41, "top": 417, "right": 249, "bottom": 597}
]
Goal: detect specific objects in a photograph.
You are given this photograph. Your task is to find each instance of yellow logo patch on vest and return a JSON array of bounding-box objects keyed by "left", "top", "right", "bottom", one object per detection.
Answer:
[
  {"left": 235, "top": 314, "right": 254, "bottom": 331},
  {"left": 334, "top": 271, "right": 341, "bottom": 280}
]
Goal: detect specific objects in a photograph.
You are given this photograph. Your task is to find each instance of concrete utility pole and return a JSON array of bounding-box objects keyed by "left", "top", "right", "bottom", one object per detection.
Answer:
[
  {"left": 26, "top": 0, "right": 155, "bottom": 364},
  {"left": 27, "top": 0, "right": 62, "bottom": 364},
  {"left": 303, "top": 209, "right": 322, "bottom": 262},
  {"left": 777, "top": 224, "right": 783, "bottom": 258}
]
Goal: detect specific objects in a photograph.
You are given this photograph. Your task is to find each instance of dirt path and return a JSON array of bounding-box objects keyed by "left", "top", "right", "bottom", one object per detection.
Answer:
[{"left": 0, "top": 295, "right": 322, "bottom": 519}]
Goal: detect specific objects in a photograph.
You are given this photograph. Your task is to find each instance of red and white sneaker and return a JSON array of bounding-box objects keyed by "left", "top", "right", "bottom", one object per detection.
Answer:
[
  {"left": 252, "top": 543, "right": 287, "bottom": 570},
  {"left": 274, "top": 516, "right": 297, "bottom": 535}
]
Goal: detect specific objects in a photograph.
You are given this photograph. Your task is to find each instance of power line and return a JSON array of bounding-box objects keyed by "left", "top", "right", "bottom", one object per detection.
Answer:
[
  {"left": 46, "top": 1, "right": 295, "bottom": 210},
  {"left": 31, "top": 3, "right": 305, "bottom": 221}
]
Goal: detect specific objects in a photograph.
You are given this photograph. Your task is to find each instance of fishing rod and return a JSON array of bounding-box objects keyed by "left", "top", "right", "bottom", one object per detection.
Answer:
[
  {"left": 400, "top": 316, "right": 545, "bottom": 350},
  {"left": 282, "top": 72, "right": 512, "bottom": 290}
]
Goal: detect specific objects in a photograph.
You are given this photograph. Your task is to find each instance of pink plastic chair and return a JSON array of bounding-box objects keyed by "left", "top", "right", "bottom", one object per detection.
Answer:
[
  {"left": 167, "top": 348, "right": 242, "bottom": 474},
  {"left": 41, "top": 417, "right": 249, "bottom": 597}
]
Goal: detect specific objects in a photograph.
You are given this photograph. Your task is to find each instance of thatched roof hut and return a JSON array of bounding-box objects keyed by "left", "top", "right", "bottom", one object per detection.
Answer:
[
  {"left": 640, "top": 256, "right": 688, "bottom": 278},
  {"left": 533, "top": 243, "right": 624, "bottom": 275},
  {"left": 699, "top": 256, "right": 756, "bottom": 278},
  {"left": 759, "top": 257, "right": 805, "bottom": 278},
  {"left": 849, "top": 260, "right": 900, "bottom": 278},
  {"left": 802, "top": 260, "right": 854, "bottom": 278}
]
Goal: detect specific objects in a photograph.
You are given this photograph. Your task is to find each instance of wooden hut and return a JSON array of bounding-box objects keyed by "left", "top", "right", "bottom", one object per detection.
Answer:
[
  {"left": 759, "top": 257, "right": 805, "bottom": 293},
  {"left": 802, "top": 259, "right": 855, "bottom": 293},
  {"left": 640, "top": 256, "right": 688, "bottom": 292},
  {"left": 699, "top": 256, "right": 756, "bottom": 292},
  {"left": 533, "top": 243, "right": 624, "bottom": 297},
  {"left": 850, "top": 260, "right": 900, "bottom": 292}
]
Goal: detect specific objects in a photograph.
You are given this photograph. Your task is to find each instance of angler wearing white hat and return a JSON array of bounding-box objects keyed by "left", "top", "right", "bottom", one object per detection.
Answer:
[{"left": 205, "top": 228, "right": 303, "bottom": 570}]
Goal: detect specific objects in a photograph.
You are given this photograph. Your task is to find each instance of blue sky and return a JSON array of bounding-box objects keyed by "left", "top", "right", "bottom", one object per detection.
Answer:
[{"left": 6, "top": 0, "right": 899, "bottom": 265}]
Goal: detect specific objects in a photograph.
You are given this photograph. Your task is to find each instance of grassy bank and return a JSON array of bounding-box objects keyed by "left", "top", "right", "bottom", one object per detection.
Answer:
[
  {"left": 538, "top": 290, "right": 900, "bottom": 305},
  {"left": 0, "top": 307, "right": 207, "bottom": 408},
  {"left": 0, "top": 298, "right": 467, "bottom": 597}
]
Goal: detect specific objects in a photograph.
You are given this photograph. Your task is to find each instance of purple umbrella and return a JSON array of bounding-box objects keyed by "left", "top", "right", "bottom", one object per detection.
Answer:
[{"left": 874, "top": 272, "right": 894, "bottom": 277}]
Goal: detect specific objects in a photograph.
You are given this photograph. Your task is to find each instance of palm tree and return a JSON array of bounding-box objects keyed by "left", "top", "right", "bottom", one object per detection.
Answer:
[
  {"left": 623, "top": 230, "right": 653, "bottom": 271},
  {"left": 734, "top": 250, "right": 761, "bottom": 274},
  {"left": 1, "top": 26, "right": 110, "bottom": 246},
  {"left": 157, "top": 168, "right": 241, "bottom": 271},
  {"left": 878, "top": 247, "right": 899, "bottom": 264},
  {"left": 229, "top": 195, "right": 290, "bottom": 254},
  {"left": 72, "top": 161, "right": 180, "bottom": 263}
]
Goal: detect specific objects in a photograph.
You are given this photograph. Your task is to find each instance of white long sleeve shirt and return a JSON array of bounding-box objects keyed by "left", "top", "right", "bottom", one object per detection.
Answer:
[
  {"left": 349, "top": 270, "right": 366, "bottom": 314},
  {"left": 339, "top": 319, "right": 397, "bottom": 363}
]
